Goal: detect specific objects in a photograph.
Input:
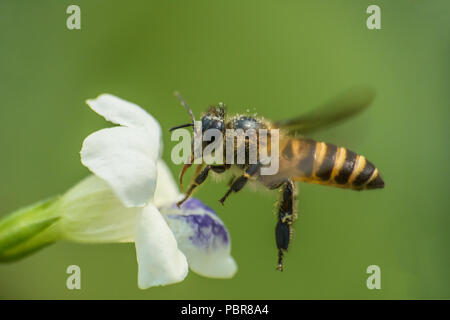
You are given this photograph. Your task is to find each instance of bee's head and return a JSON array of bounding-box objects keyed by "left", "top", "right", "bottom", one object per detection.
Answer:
[
  {"left": 169, "top": 95, "right": 226, "bottom": 191},
  {"left": 200, "top": 103, "right": 226, "bottom": 133},
  {"left": 169, "top": 95, "right": 226, "bottom": 135}
]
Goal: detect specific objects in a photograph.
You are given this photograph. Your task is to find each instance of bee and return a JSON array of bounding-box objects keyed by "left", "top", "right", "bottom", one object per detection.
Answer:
[{"left": 169, "top": 88, "right": 385, "bottom": 271}]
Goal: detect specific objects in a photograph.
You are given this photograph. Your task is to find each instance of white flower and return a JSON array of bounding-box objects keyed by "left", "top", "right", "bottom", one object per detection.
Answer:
[{"left": 58, "top": 94, "right": 237, "bottom": 289}]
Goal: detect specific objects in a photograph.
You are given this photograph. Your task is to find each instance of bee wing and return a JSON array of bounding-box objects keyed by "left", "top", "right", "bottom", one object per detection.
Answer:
[{"left": 274, "top": 86, "right": 376, "bottom": 135}]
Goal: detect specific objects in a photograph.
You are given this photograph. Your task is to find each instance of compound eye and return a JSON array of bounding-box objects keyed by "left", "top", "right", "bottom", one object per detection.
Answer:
[
  {"left": 217, "top": 121, "right": 225, "bottom": 132},
  {"left": 201, "top": 117, "right": 211, "bottom": 132}
]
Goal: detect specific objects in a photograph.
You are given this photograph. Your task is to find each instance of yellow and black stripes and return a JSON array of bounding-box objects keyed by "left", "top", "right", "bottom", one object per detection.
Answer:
[
  {"left": 315, "top": 143, "right": 337, "bottom": 181},
  {"left": 334, "top": 149, "right": 357, "bottom": 184},
  {"left": 286, "top": 138, "right": 384, "bottom": 190}
]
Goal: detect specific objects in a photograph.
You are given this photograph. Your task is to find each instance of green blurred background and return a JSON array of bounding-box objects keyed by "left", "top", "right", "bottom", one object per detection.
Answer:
[{"left": 0, "top": 0, "right": 449, "bottom": 299}]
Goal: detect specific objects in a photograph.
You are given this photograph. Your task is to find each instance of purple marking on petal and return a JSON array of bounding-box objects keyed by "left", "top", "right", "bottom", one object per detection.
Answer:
[
  {"left": 172, "top": 198, "right": 217, "bottom": 216},
  {"left": 169, "top": 213, "right": 229, "bottom": 250}
]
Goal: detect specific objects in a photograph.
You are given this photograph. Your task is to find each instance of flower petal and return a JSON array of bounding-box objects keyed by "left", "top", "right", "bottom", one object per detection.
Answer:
[
  {"left": 86, "top": 94, "right": 161, "bottom": 133},
  {"left": 160, "top": 199, "right": 237, "bottom": 279},
  {"left": 153, "top": 160, "right": 183, "bottom": 208},
  {"left": 135, "top": 204, "right": 188, "bottom": 289},
  {"left": 59, "top": 175, "right": 139, "bottom": 243},
  {"left": 81, "top": 126, "right": 159, "bottom": 207}
]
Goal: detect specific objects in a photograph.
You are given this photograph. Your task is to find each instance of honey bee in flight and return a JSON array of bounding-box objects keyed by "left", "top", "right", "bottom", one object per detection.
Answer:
[{"left": 169, "top": 87, "right": 385, "bottom": 271}]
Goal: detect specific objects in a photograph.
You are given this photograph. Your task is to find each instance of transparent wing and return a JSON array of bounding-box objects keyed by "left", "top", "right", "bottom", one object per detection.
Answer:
[{"left": 274, "top": 86, "right": 376, "bottom": 135}]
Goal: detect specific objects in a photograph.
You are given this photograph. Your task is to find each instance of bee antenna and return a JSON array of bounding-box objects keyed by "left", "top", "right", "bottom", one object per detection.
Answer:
[
  {"left": 174, "top": 91, "right": 196, "bottom": 124},
  {"left": 169, "top": 123, "right": 194, "bottom": 132}
]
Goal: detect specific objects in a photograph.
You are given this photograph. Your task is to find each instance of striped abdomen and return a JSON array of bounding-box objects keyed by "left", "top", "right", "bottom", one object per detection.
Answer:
[{"left": 287, "top": 138, "right": 384, "bottom": 190}]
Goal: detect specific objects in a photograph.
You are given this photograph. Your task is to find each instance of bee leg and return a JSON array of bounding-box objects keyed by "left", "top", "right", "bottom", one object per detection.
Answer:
[
  {"left": 275, "top": 179, "right": 296, "bottom": 271},
  {"left": 192, "top": 163, "right": 205, "bottom": 177},
  {"left": 219, "top": 163, "right": 260, "bottom": 205},
  {"left": 227, "top": 175, "right": 236, "bottom": 187},
  {"left": 177, "top": 165, "right": 210, "bottom": 207},
  {"left": 211, "top": 164, "right": 229, "bottom": 174},
  {"left": 177, "top": 165, "right": 229, "bottom": 207}
]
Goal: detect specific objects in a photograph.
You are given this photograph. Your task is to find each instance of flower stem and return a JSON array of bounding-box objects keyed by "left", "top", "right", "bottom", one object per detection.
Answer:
[{"left": 0, "top": 197, "right": 61, "bottom": 262}]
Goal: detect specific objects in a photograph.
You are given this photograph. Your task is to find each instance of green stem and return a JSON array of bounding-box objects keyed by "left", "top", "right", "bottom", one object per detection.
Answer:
[{"left": 0, "top": 197, "right": 62, "bottom": 262}]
